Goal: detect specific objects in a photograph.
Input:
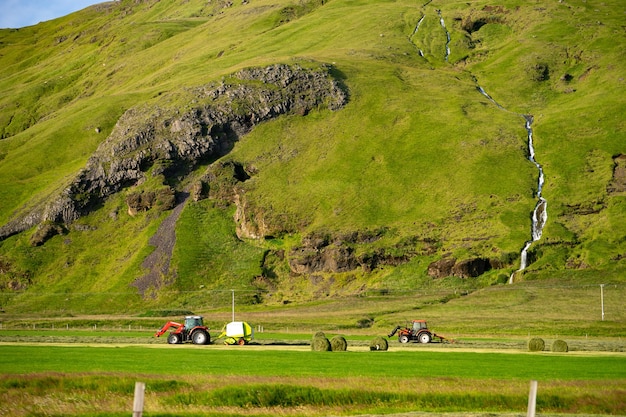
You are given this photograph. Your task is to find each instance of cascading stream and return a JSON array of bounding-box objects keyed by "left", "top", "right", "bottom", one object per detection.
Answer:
[
  {"left": 476, "top": 86, "right": 548, "bottom": 283},
  {"left": 410, "top": 16, "right": 426, "bottom": 57},
  {"left": 409, "top": 7, "right": 449, "bottom": 60},
  {"left": 437, "top": 9, "right": 451, "bottom": 61},
  {"left": 512, "top": 116, "right": 548, "bottom": 282},
  {"left": 409, "top": 9, "right": 547, "bottom": 282}
]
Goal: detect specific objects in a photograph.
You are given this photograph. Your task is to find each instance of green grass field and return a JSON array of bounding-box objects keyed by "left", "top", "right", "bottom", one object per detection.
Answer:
[
  {"left": 0, "top": 344, "right": 624, "bottom": 416},
  {"left": 1, "top": 1, "right": 625, "bottom": 415}
]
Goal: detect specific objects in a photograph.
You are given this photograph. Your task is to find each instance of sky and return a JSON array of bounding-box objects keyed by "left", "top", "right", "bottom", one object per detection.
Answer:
[{"left": 0, "top": 0, "right": 104, "bottom": 29}]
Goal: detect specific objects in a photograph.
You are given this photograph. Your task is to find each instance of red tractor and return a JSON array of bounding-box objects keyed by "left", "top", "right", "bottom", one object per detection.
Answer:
[
  {"left": 155, "top": 315, "right": 210, "bottom": 345},
  {"left": 388, "top": 320, "right": 452, "bottom": 344}
]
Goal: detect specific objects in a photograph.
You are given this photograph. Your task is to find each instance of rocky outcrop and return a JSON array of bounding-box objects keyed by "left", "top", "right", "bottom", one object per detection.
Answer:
[
  {"left": 29, "top": 222, "right": 66, "bottom": 247},
  {"left": 283, "top": 230, "right": 424, "bottom": 275},
  {"left": 608, "top": 154, "right": 626, "bottom": 194},
  {"left": 0, "top": 63, "right": 347, "bottom": 242},
  {"left": 427, "top": 257, "right": 456, "bottom": 278},
  {"left": 125, "top": 187, "right": 176, "bottom": 216},
  {"left": 289, "top": 245, "right": 359, "bottom": 274},
  {"left": 427, "top": 256, "right": 498, "bottom": 278}
]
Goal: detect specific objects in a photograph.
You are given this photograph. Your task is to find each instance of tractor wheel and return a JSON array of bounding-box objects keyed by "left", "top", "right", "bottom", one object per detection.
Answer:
[
  {"left": 192, "top": 330, "right": 210, "bottom": 345},
  {"left": 167, "top": 333, "right": 181, "bottom": 344},
  {"left": 237, "top": 338, "right": 246, "bottom": 346},
  {"left": 399, "top": 335, "right": 410, "bottom": 344},
  {"left": 419, "top": 332, "right": 432, "bottom": 344}
]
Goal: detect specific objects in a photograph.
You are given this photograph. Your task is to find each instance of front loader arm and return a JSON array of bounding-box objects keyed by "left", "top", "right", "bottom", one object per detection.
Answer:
[
  {"left": 155, "top": 321, "right": 183, "bottom": 337},
  {"left": 388, "top": 326, "right": 402, "bottom": 338}
]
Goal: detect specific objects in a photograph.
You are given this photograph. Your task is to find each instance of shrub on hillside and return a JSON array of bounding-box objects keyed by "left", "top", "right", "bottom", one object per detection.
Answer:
[
  {"left": 330, "top": 335, "right": 347, "bottom": 351},
  {"left": 551, "top": 339, "right": 568, "bottom": 352},
  {"left": 369, "top": 336, "right": 388, "bottom": 351},
  {"left": 528, "top": 337, "right": 545, "bottom": 352},
  {"left": 356, "top": 316, "right": 374, "bottom": 328}
]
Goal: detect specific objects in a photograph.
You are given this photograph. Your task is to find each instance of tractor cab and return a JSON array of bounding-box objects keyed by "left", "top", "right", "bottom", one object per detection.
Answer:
[
  {"left": 184, "top": 316, "right": 204, "bottom": 330},
  {"left": 412, "top": 320, "right": 428, "bottom": 332}
]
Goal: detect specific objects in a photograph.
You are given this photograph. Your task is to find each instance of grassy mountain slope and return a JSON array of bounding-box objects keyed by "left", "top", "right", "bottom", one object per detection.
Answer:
[{"left": 0, "top": 0, "right": 624, "bottom": 315}]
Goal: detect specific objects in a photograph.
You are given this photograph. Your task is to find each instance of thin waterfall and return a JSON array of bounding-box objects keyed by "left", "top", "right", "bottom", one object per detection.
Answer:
[
  {"left": 476, "top": 87, "right": 548, "bottom": 283},
  {"left": 509, "top": 116, "right": 547, "bottom": 283},
  {"left": 437, "top": 9, "right": 451, "bottom": 61},
  {"left": 410, "top": 8, "right": 449, "bottom": 61},
  {"left": 410, "top": 16, "right": 426, "bottom": 57}
]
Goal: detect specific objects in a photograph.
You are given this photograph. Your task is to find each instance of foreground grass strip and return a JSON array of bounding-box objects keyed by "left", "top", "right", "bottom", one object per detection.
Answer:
[
  {"left": 0, "top": 373, "right": 623, "bottom": 416},
  {"left": 171, "top": 383, "right": 529, "bottom": 410},
  {"left": 1, "top": 346, "right": 623, "bottom": 416}
]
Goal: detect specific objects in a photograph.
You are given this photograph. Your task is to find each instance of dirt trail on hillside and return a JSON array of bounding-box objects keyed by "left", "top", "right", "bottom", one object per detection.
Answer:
[{"left": 131, "top": 192, "right": 189, "bottom": 296}]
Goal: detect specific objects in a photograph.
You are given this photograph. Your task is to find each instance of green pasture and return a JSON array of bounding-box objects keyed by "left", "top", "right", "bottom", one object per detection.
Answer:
[
  {"left": 1, "top": 345, "right": 624, "bottom": 379},
  {"left": 0, "top": 345, "right": 624, "bottom": 417},
  {"left": 1, "top": 279, "right": 625, "bottom": 341}
]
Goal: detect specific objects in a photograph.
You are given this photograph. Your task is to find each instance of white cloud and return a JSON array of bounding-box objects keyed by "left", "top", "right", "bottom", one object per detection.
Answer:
[{"left": 0, "top": 0, "right": 103, "bottom": 29}]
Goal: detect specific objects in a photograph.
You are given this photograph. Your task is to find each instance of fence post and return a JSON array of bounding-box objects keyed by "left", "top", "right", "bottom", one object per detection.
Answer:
[
  {"left": 527, "top": 380, "right": 537, "bottom": 417},
  {"left": 133, "top": 381, "right": 145, "bottom": 417}
]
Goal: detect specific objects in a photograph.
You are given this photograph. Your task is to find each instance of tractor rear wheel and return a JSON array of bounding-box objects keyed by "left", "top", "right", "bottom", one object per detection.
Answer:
[
  {"left": 419, "top": 332, "right": 431, "bottom": 344},
  {"left": 399, "top": 335, "right": 410, "bottom": 344},
  {"left": 167, "top": 333, "right": 181, "bottom": 344},
  {"left": 237, "top": 338, "right": 246, "bottom": 345},
  {"left": 192, "top": 330, "right": 210, "bottom": 345}
]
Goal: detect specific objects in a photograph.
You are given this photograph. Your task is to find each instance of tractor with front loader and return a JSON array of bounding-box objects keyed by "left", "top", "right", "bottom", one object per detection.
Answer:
[
  {"left": 155, "top": 315, "right": 210, "bottom": 345},
  {"left": 388, "top": 320, "right": 453, "bottom": 344}
]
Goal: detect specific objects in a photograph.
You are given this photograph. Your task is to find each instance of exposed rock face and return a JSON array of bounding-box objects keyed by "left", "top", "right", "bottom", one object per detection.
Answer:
[
  {"left": 452, "top": 257, "right": 491, "bottom": 278},
  {"left": 288, "top": 232, "right": 360, "bottom": 274},
  {"left": 289, "top": 245, "right": 359, "bottom": 274},
  {"left": 427, "top": 256, "right": 495, "bottom": 278},
  {"left": 282, "top": 230, "right": 421, "bottom": 275},
  {"left": 0, "top": 63, "right": 347, "bottom": 242},
  {"left": 427, "top": 257, "right": 456, "bottom": 278},
  {"left": 125, "top": 188, "right": 176, "bottom": 216},
  {"left": 608, "top": 154, "right": 626, "bottom": 194},
  {"left": 29, "top": 222, "right": 66, "bottom": 247}
]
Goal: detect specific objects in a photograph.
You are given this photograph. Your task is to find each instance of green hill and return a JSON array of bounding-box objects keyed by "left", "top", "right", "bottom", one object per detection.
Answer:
[{"left": 0, "top": 0, "right": 624, "bottom": 315}]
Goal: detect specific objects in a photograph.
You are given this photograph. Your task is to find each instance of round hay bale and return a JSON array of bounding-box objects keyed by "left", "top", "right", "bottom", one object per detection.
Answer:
[
  {"left": 528, "top": 337, "right": 545, "bottom": 352},
  {"left": 311, "top": 336, "right": 331, "bottom": 351},
  {"left": 330, "top": 335, "right": 348, "bottom": 351},
  {"left": 369, "top": 336, "right": 388, "bottom": 351},
  {"left": 551, "top": 339, "right": 568, "bottom": 352},
  {"left": 313, "top": 331, "right": 326, "bottom": 340}
]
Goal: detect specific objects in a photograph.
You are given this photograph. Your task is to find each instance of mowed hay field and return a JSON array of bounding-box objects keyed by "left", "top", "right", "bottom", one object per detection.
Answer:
[
  {"left": 0, "top": 340, "right": 624, "bottom": 417},
  {"left": 0, "top": 285, "right": 624, "bottom": 416}
]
